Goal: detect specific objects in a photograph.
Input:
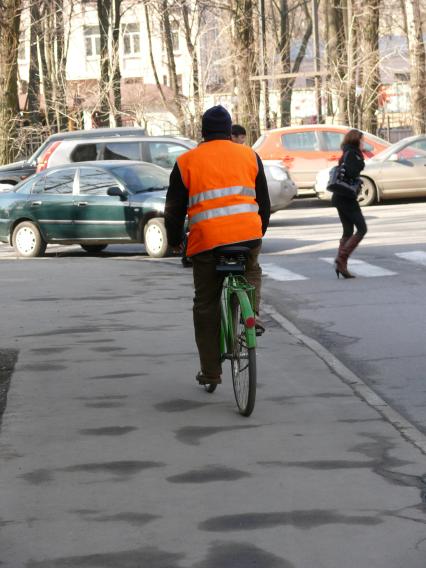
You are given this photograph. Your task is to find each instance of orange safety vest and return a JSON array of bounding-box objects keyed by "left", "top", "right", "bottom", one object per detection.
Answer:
[{"left": 177, "top": 140, "right": 262, "bottom": 257}]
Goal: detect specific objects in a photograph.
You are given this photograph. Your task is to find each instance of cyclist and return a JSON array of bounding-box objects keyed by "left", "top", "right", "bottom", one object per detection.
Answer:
[{"left": 165, "top": 105, "right": 270, "bottom": 386}]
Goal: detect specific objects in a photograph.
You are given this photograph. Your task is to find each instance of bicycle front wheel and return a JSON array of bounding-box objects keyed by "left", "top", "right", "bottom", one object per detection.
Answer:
[{"left": 230, "top": 293, "right": 256, "bottom": 416}]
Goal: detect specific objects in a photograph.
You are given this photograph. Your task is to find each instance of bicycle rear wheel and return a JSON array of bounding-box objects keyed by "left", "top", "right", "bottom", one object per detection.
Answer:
[{"left": 230, "top": 293, "right": 256, "bottom": 416}]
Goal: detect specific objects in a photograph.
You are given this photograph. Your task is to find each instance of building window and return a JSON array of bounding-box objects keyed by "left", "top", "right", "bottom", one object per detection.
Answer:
[
  {"left": 122, "top": 23, "right": 141, "bottom": 56},
  {"left": 84, "top": 26, "right": 100, "bottom": 58},
  {"left": 18, "top": 40, "right": 26, "bottom": 61},
  {"left": 171, "top": 20, "right": 180, "bottom": 51},
  {"left": 395, "top": 72, "right": 410, "bottom": 82}
]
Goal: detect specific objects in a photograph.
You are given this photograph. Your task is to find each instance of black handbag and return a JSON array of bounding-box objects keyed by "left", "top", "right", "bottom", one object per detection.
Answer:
[{"left": 326, "top": 152, "right": 361, "bottom": 197}]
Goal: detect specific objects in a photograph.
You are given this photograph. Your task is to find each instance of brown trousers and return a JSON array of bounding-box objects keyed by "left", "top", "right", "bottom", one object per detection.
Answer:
[{"left": 192, "top": 245, "right": 262, "bottom": 377}]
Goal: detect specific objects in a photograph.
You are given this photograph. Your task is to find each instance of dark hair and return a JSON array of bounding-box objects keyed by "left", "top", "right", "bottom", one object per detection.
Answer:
[
  {"left": 341, "top": 129, "right": 363, "bottom": 149},
  {"left": 231, "top": 124, "right": 246, "bottom": 137}
]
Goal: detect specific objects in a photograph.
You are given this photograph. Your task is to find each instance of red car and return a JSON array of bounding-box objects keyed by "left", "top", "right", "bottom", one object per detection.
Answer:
[{"left": 253, "top": 125, "right": 390, "bottom": 190}]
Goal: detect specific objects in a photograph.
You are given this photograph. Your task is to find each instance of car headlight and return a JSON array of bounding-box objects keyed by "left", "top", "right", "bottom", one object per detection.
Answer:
[{"left": 268, "top": 166, "right": 289, "bottom": 181}]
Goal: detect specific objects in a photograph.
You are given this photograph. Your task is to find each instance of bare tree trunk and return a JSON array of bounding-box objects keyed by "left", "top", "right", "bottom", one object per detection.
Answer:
[
  {"left": 278, "top": 0, "right": 291, "bottom": 126},
  {"left": 28, "top": 0, "right": 41, "bottom": 123},
  {"left": 182, "top": 0, "right": 201, "bottom": 138},
  {"left": 52, "top": 0, "right": 67, "bottom": 130},
  {"left": 144, "top": 2, "right": 170, "bottom": 110},
  {"left": 111, "top": 0, "right": 122, "bottom": 126},
  {"left": 97, "top": 0, "right": 111, "bottom": 127},
  {"left": 231, "top": 0, "right": 260, "bottom": 143},
  {"left": 0, "top": 0, "right": 21, "bottom": 163},
  {"left": 322, "top": 0, "right": 333, "bottom": 116},
  {"left": 259, "top": 0, "right": 270, "bottom": 129},
  {"left": 277, "top": 0, "right": 312, "bottom": 127},
  {"left": 362, "top": 0, "right": 380, "bottom": 133},
  {"left": 162, "top": 0, "right": 187, "bottom": 135},
  {"left": 345, "top": 0, "right": 358, "bottom": 127},
  {"left": 328, "top": 0, "right": 347, "bottom": 123},
  {"left": 403, "top": 0, "right": 426, "bottom": 134}
]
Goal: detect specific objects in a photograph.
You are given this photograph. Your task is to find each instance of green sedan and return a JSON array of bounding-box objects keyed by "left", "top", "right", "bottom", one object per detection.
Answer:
[{"left": 0, "top": 161, "right": 171, "bottom": 258}]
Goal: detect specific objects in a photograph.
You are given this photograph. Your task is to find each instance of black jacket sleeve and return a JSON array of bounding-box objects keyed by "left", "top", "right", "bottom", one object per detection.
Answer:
[
  {"left": 341, "top": 149, "right": 365, "bottom": 180},
  {"left": 164, "top": 163, "right": 188, "bottom": 247},
  {"left": 255, "top": 153, "right": 271, "bottom": 235}
]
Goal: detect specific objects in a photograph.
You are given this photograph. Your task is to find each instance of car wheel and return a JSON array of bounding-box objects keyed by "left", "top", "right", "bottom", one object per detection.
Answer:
[
  {"left": 81, "top": 244, "right": 108, "bottom": 254},
  {"left": 358, "top": 177, "right": 377, "bottom": 207},
  {"left": 144, "top": 218, "right": 169, "bottom": 258},
  {"left": 12, "top": 221, "right": 47, "bottom": 258}
]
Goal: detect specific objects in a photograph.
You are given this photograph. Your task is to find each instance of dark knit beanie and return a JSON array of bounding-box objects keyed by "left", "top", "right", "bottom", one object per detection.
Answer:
[{"left": 201, "top": 105, "right": 232, "bottom": 139}]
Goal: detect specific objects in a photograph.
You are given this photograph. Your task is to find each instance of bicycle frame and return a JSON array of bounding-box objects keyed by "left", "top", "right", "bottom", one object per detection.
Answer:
[{"left": 220, "top": 274, "right": 256, "bottom": 359}]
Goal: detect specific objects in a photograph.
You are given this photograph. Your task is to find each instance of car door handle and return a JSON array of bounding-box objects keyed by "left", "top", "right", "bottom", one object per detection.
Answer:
[
  {"left": 31, "top": 201, "right": 42, "bottom": 207},
  {"left": 77, "top": 201, "right": 89, "bottom": 207},
  {"left": 283, "top": 156, "right": 294, "bottom": 161},
  {"left": 327, "top": 155, "right": 339, "bottom": 160}
]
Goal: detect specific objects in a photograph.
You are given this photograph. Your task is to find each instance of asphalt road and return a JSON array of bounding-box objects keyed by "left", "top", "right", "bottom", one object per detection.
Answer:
[
  {"left": 261, "top": 196, "right": 426, "bottom": 434},
  {"left": 1, "top": 195, "right": 426, "bottom": 437},
  {"left": 1, "top": 200, "right": 426, "bottom": 567}
]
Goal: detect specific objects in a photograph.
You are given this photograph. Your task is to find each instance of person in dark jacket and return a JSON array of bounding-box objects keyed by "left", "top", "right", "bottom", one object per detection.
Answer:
[
  {"left": 333, "top": 129, "right": 367, "bottom": 279},
  {"left": 165, "top": 106, "right": 270, "bottom": 385}
]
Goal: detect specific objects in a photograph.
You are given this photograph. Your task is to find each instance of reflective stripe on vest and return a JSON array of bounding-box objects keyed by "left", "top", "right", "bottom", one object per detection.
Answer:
[
  {"left": 188, "top": 185, "right": 256, "bottom": 207},
  {"left": 189, "top": 203, "right": 259, "bottom": 228}
]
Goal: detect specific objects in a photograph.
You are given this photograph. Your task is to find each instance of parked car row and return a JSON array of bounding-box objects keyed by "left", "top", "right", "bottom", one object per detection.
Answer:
[
  {"left": 314, "top": 134, "right": 426, "bottom": 206},
  {"left": 2, "top": 122, "right": 421, "bottom": 260},
  {"left": 0, "top": 127, "right": 298, "bottom": 258}
]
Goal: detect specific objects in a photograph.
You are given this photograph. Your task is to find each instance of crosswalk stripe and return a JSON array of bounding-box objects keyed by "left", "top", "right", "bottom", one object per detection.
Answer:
[
  {"left": 395, "top": 251, "right": 426, "bottom": 266},
  {"left": 262, "top": 263, "right": 308, "bottom": 281},
  {"left": 321, "top": 257, "right": 397, "bottom": 277}
]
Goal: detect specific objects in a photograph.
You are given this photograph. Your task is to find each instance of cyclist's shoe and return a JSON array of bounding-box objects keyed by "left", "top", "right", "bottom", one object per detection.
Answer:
[
  {"left": 255, "top": 316, "right": 266, "bottom": 336},
  {"left": 196, "top": 372, "right": 222, "bottom": 385}
]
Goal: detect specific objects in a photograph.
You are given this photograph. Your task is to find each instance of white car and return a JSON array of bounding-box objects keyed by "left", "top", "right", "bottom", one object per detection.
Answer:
[
  {"left": 263, "top": 160, "right": 298, "bottom": 212},
  {"left": 314, "top": 167, "right": 333, "bottom": 202}
]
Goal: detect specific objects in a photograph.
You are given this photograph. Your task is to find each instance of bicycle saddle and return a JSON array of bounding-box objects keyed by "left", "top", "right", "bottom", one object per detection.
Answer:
[
  {"left": 214, "top": 245, "right": 250, "bottom": 258},
  {"left": 214, "top": 246, "right": 249, "bottom": 274}
]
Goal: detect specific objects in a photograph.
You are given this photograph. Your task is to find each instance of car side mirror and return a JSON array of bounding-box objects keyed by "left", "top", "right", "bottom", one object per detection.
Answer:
[
  {"left": 107, "top": 186, "right": 128, "bottom": 200},
  {"left": 388, "top": 153, "right": 399, "bottom": 162}
]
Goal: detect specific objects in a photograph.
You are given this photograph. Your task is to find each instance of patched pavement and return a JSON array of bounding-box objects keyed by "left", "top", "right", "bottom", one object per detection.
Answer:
[{"left": 0, "top": 257, "right": 425, "bottom": 567}]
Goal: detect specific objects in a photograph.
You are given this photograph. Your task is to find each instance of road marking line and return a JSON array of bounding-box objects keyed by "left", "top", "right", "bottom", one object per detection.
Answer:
[
  {"left": 262, "top": 263, "right": 308, "bottom": 281},
  {"left": 321, "top": 257, "right": 397, "bottom": 277},
  {"left": 263, "top": 303, "right": 426, "bottom": 456},
  {"left": 396, "top": 251, "right": 426, "bottom": 266}
]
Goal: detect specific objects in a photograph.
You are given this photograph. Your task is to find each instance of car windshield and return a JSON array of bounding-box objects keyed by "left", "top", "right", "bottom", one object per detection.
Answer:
[
  {"left": 370, "top": 137, "right": 426, "bottom": 161},
  {"left": 110, "top": 163, "right": 169, "bottom": 193}
]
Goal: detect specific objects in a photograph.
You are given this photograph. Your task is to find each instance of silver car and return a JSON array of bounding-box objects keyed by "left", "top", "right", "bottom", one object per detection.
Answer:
[
  {"left": 263, "top": 160, "right": 298, "bottom": 211},
  {"left": 315, "top": 135, "right": 426, "bottom": 206}
]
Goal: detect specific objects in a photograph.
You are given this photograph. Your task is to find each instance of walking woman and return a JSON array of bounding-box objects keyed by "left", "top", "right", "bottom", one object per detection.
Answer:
[{"left": 333, "top": 129, "right": 368, "bottom": 279}]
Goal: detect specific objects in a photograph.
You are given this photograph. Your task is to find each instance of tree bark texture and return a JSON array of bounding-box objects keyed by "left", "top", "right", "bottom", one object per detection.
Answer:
[
  {"left": 327, "top": 0, "right": 348, "bottom": 123},
  {"left": 361, "top": 0, "right": 380, "bottom": 133},
  {"left": 182, "top": 0, "right": 201, "bottom": 138},
  {"left": 230, "top": 0, "right": 260, "bottom": 144},
  {"left": 0, "top": 0, "right": 22, "bottom": 164},
  {"left": 28, "top": 0, "right": 41, "bottom": 123},
  {"left": 97, "top": 0, "right": 112, "bottom": 127},
  {"left": 276, "top": 0, "right": 312, "bottom": 127},
  {"left": 112, "top": 0, "right": 122, "bottom": 126},
  {"left": 162, "top": 0, "right": 187, "bottom": 135},
  {"left": 403, "top": 0, "right": 426, "bottom": 134}
]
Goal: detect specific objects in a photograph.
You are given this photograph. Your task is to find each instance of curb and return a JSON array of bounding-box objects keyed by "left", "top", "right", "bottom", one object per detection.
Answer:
[{"left": 263, "top": 303, "right": 426, "bottom": 456}]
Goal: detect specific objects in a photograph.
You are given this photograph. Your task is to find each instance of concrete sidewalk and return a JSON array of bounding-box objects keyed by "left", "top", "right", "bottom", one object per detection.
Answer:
[{"left": 0, "top": 257, "right": 425, "bottom": 568}]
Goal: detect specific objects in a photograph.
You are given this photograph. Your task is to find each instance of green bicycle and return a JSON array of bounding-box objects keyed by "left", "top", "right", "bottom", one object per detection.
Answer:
[{"left": 204, "top": 246, "right": 257, "bottom": 417}]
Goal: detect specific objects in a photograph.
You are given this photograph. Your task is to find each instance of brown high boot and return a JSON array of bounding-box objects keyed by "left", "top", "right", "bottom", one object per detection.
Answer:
[
  {"left": 335, "top": 237, "right": 349, "bottom": 264},
  {"left": 335, "top": 234, "right": 363, "bottom": 279}
]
